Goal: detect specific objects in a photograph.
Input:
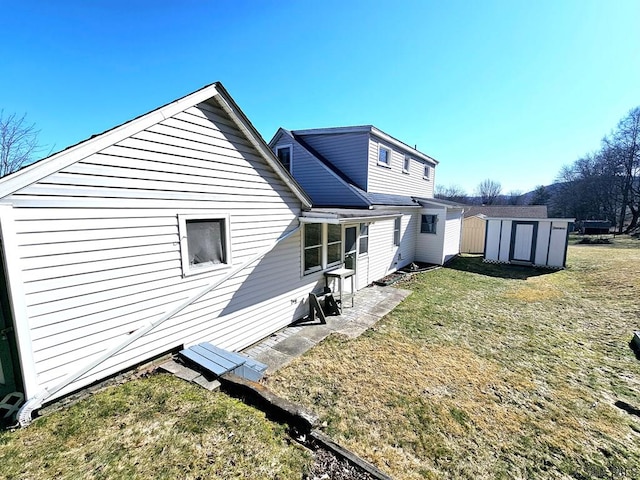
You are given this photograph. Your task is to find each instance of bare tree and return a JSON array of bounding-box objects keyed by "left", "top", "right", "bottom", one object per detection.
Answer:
[
  {"left": 605, "top": 106, "right": 640, "bottom": 233},
  {"left": 0, "top": 111, "right": 43, "bottom": 177},
  {"left": 476, "top": 179, "right": 502, "bottom": 205},
  {"left": 507, "top": 190, "right": 523, "bottom": 205},
  {"left": 435, "top": 184, "right": 468, "bottom": 203}
]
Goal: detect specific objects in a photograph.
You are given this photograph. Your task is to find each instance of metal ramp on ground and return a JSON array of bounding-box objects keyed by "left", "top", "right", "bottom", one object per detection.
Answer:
[{"left": 179, "top": 342, "right": 267, "bottom": 382}]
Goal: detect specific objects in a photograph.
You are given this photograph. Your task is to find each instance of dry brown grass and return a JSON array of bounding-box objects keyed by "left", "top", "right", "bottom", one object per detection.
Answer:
[
  {"left": 268, "top": 237, "right": 640, "bottom": 479},
  {"left": 0, "top": 374, "right": 311, "bottom": 479}
]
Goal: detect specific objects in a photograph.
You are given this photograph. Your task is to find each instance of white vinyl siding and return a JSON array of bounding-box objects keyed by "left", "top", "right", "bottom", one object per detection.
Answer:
[
  {"left": 354, "top": 212, "right": 417, "bottom": 288},
  {"left": 367, "top": 135, "right": 435, "bottom": 198},
  {"left": 1, "top": 99, "right": 325, "bottom": 400},
  {"left": 442, "top": 211, "right": 462, "bottom": 263}
]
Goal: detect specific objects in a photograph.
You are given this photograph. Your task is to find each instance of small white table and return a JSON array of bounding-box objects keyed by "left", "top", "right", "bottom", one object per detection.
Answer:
[{"left": 324, "top": 267, "right": 355, "bottom": 311}]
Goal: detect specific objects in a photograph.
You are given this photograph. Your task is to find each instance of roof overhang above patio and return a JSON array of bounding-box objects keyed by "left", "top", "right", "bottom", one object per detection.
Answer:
[{"left": 300, "top": 208, "right": 402, "bottom": 224}]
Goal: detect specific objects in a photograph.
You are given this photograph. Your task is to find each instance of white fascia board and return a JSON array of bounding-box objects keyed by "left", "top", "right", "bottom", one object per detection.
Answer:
[
  {"left": 371, "top": 205, "right": 420, "bottom": 211},
  {"left": 370, "top": 127, "right": 439, "bottom": 166},
  {"left": 213, "top": 91, "right": 313, "bottom": 209},
  {"left": 484, "top": 217, "right": 575, "bottom": 222},
  {"left": 291, "top": 125, "right": 372, "bottom": 136},
  {"left": 0, "top": 83, "right": 221, "bottom": 199},
  {"left": 299, "top": 213, "right": 401, "bottom": 224}
]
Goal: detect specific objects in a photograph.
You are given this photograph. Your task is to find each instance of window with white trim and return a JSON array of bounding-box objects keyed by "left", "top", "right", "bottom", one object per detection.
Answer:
[
  {"left": 421, "top": 214, "right": 437, "bottom": 234},
  {"left": 393, "top": 217, "right": 401, "bottom": 246},
  {"left": 423, "top": 164, "right": 431, "bottom": 180},
  {"left": 276, "top": 145, "right": 292, "bottom": 172},
  {"left": 327, "top": 224, "right": 342, "bottom": 266},
  {"left": 403, "top": 156, "right": 410, "bottom": 173},
  {"left": 359, "top": 223, "right": 369, "bottom": 255},
  {"left": 378, "top": 146, "right": 391, "bottom": 167},
  {"left": 304, "top": 223, "right": 323, "bottom": 273},
  {"left": 303, "top": 223, "right": 349, "bottom": 274},
  {"left": 179, "top": 214, "right": 231, "bottom": 276}
]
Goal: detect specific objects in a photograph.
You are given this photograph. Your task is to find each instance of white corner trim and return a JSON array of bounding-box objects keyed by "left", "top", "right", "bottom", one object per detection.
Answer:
[{"left": 0, "top": 205, "right": 39, "bottom": 398}]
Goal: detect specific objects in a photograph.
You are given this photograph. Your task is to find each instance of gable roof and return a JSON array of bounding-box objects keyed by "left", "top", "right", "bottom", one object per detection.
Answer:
[
  {"left": 0, "top": 82, "right": 312, "bottom": 208},
  {"left": 270, "top": 128, "right": 371, "bottom": 208},
  {"left": 291, "top": 125, "right": 438, "bottom": 167},
  {"left": 463, "top": 205, "right": 548, "bottom": 219}
]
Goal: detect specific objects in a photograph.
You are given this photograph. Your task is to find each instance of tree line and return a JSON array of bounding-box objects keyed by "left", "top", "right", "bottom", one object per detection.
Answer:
[{"left": 437, "top": 106, "right": 640, "bottom": 234}]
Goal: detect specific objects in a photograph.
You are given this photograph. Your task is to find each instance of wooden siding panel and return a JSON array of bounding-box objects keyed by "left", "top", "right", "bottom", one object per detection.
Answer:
[{"left": 461, "top": 216, "right": 486, "bottom": 253}]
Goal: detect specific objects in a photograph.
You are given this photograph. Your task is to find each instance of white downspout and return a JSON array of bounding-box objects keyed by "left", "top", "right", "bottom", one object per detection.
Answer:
[{"left": 17, "top": 224, "right": 302, "bottom": 427}]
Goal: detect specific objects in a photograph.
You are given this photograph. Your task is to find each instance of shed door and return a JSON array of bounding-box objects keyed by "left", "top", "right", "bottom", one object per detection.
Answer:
[{"left": 511, "top": 222, "right": 535, "bottom": 262}]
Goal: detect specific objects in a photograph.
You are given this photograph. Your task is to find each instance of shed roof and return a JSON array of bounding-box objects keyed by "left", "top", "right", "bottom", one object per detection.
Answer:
[{"left": 463, "top": 205, "right": 547, "bottom": 219}]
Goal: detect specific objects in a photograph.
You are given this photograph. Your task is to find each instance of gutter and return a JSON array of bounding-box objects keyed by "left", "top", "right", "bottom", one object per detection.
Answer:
[{"left": 17, "top": 224, "right": 302, "bottom": 427}]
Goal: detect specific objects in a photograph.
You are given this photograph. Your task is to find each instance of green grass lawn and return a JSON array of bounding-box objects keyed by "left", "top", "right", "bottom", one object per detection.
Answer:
[
  {"left": 268, "top": 237, "right": 640, "bottom": 479},
  {"left": 0, "top": 374, "right": 312, "bottom": 479},
  {"left": 2, "top": 237, "right": 639, "bottom": 479}
]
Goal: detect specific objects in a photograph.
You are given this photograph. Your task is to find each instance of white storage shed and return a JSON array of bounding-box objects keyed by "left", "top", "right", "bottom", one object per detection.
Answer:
[{"left": 484, "top": 217, "right": 574, "bottom": 269}]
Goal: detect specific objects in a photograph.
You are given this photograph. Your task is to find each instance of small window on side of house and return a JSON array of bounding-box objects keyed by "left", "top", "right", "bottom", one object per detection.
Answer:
[
  {"left": 421, "top": 214, "right": 437, "bottom": 234},
  {"left": 423, "top": 164, "right": 430, "bottom": 180},
  {"left": 393, "top": 217, "right": 401, "bottom": 246},
  {"left": 403, "top": 156, "right": 410, "bottom": 173},
  {"left": 359, "top": 223, "right": 369, "bottom": 255},
  {"left": 276, "top": 145, "right": 292, "bottom": 172},
  {"left": 327, "top": 224, "right": 343, "bottom": 266},
  {"left": 378, "top": 146, "right": 391, "bottom": 167},
  {"left": 304, "top": 223, "right": 323, "bottom": 273},
  {"left": 179, "top": 214, "right": 231, "bottom": 276}
]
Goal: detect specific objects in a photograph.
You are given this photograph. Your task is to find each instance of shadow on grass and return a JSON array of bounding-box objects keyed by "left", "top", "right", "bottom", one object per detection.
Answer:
[{"left": 445, "top": 255, "right": 554, "bottom": 280}]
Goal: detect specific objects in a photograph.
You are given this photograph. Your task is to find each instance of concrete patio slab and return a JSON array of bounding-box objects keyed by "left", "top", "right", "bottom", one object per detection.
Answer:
[{"left": 243, "top": 285, "right": 411, "bottom": 374}]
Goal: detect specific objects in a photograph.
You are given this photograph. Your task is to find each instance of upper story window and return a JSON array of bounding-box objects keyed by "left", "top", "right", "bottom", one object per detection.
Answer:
[
  {"left": 378, "top": 146, "right": 391, "bottom": 167},
  {"left": 421, "top": 214, "right": 437, "bottom": 234},
  {"left": 423, "top": 164, "right": 431, "bottom": 180},
  {"left": 276, "top": 145, "right": 292, "bottom": 172},
  {"left": 393, "top": 217, "right": 401, "bottom": 246},
  {"left": 403, "top": 156, "right": 410, "bottom": 173},
  {"left": 178, "top": 213, "right": 231, "bottom": 276}
]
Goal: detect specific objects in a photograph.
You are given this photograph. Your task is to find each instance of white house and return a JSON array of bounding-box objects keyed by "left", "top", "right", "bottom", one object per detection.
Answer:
[
  {"left": 0, "top": 83, "right": 350, "bottom": 424},
  {"left": 269, "top": 126, "right": 464, "bottom": 290}
]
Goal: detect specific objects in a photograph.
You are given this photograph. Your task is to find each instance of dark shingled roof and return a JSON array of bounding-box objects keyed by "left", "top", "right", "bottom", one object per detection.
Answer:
[{"left": 463, "top": 205, "right": 548, "bottom": 219}]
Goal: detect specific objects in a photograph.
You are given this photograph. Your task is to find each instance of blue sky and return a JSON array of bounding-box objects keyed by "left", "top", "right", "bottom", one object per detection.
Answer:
[{"left": 2, "top": 0, "right": 639, "bottom": 195}]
